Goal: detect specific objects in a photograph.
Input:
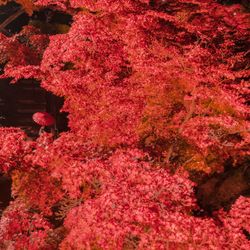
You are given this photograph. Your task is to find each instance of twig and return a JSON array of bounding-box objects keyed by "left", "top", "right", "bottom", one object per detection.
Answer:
[
  {"left": 0, "top": 8, "right": 24, "bottom": 33},
  {"left": 165, "top": 88, "right": 197, "bottom": 165}
]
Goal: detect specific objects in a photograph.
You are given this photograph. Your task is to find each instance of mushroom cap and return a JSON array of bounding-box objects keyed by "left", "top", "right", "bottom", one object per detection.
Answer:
[{"left": 32, "top": 112, "right": 55, "bottom": 126}]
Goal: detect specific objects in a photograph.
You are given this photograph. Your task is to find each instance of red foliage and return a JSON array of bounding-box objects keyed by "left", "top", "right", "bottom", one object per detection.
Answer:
[
  {"left": 0, "top": 0, "right": 249, "bottom": 249},
  {"left": 0, "top": 128, "right": 34, "bottom": 173},
  {"left": 0, "top": 199, "right": 52, "bottom": 250}
]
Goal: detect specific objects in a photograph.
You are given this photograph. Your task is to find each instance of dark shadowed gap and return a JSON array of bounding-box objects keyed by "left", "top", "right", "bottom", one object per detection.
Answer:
[
  {"left": 0, "top": 78, "right": 69, "bottom": 138},
  {"left": 0, "top": 2, "right": 73, "bottom": 36},
  {"left": 194, "top": 157, "right": 250, "bottom": 215},
  {"left": 0, "top": 174, "right": 12, "bottom": 213},
  {"left": 217, "top": 0, "right": 250, "bottom": 9}
]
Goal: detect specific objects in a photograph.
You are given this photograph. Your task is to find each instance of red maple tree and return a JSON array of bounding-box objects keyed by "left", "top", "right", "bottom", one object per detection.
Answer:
[{"left": 0, "top": 0, "right": 249, "bottom": 249}]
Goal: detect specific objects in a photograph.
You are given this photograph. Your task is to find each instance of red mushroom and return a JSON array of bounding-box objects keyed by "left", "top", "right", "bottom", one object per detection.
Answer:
[{"left": 32, "top": 112, "right": 55, "bottom": 135}]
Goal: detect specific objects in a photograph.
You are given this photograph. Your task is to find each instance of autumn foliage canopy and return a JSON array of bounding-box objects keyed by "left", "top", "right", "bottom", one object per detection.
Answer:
[{"left": 0, "top": 0, "right": 249, "bottom": 249}]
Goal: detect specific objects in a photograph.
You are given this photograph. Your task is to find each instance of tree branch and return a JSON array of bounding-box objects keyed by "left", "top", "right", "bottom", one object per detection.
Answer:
[{"left": 0, "top": 8, "right": 24, "bottom": 34}]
